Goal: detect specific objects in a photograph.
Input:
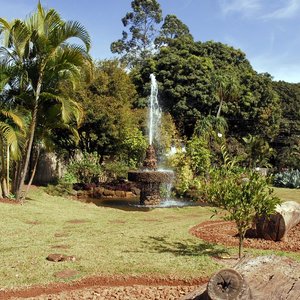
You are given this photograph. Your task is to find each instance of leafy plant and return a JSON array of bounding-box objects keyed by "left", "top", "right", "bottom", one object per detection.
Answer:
[
  {"left": 205, "top": 146, "right": 281, "bottom": 258},
  {"left": 273, "top": 169, "right": 300, "bottom": 189},
  {"left": 103, "top": 160, "right": 129, "bottom": 180},
  {"left": 67, "top": 152, "right": 103, "bottom": 184},
  {"left": 186, "top": 135, "right": 211, "bottom": 176}
]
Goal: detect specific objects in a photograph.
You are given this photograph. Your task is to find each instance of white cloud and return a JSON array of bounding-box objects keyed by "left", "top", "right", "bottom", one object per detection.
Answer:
[
  {"left": 219, "top": 0, "right": 300, "bottom": 20},
  {"left": 219, "top": 0, "right": 262, "bottom": 17},
  {"left": 262, "top": 0, "right": 300, "bottom": 20}
]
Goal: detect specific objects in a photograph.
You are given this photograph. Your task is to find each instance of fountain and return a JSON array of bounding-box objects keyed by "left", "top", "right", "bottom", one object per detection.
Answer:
[{"left": 128, "top": 74, "right": 174, "bottom": 206}]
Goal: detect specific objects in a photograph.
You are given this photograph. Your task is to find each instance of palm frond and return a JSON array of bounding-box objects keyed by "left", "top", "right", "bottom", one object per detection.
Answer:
[
  {"left": 0, "top": 110, "right": 26, "bottom": 132},
  {"left": 51, "top": 20, "right": 91, "bottom": 51},
  {"left": 40, "top": 92, "right": 83, "bottom": 125}
]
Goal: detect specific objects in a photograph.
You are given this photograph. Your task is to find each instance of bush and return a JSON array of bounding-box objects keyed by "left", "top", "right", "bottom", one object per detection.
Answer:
[
  {"left": 103, "top": 160, "right": 129, "bottom": 180},
  {"left": 45, "top": 182, "right": 74, "bottom": 197},
  {"left": 67, "top": 152, "right": 103, "bottom": 184},
  {"left": 204, "top": 146, "right": 281, "bottom": 258},
  {"left": 273, "top": 169, "right": 300, "bottom": 188}
]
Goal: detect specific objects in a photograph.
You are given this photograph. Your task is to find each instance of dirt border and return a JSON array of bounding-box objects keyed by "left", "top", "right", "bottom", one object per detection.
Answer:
[
  {"left": 0, "top": 275, "right": 208, "bottom": 299},
  {"left": 190, "top": 220, "right": 300, "bottom": 252}
]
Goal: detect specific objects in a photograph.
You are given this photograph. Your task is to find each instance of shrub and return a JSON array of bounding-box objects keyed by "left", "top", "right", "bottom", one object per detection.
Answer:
[
  {"left": 204, "top": 146, "right": 281, "bottom": 258},
  {"left": 273, "top": 169, "right": 300, "bottom": 189},
  {"left": 186, "top": 136, "right": 211, "bottom": 176},
  {"left": 67, "top": 152, "right": 103, "bottom": 184},
  {"left": 103, "top": 160, "right": 129, "bottom": 180},
  {"left": 45, "top": 182, "right": 74, "bottom": 197}
]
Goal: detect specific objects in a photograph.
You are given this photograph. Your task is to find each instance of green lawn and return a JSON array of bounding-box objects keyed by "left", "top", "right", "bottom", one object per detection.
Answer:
[
  {"left": 273, "top": 187, "right": 300, "bottom": 204},
  {"left": 0, "top": 187, "right": 299, "bottom": 289}
]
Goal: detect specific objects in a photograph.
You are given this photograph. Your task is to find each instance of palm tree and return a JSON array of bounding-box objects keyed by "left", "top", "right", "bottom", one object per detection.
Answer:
[
  {"left": 0, "top": 2, "right": 91, "bottom": 199},
  {"left": 0, "top": 110, "right": 25, "bottom": 197},
  {"left": 212, "top": 72, "right": 239, "bottom": 118}
]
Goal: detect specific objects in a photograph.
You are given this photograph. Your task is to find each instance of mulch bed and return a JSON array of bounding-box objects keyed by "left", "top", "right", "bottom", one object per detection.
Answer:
[{"left": 190, "top": 220, "right": 300, "bottom": 252}]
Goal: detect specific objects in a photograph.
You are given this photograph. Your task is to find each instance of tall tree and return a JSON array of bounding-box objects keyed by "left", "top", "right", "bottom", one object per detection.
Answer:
[
  {"left": 211, "top": 72, "right": 239, "bottom": 118},
  {"left": 0, "top": 2, "right": 91, "bottom": 199},
  {"left": 272, "top": 81, "right": 300, "bottom": 169},
  {"left": 111, "top": 0, "right": 162, "bottom": 67},
  {"left": 133, "top": 39, "right": 281, "bottom": 141},
  {"left": 154, "top": 14, "right": 193, "bottom": 47},
  {"left": 0, "top": 109, "right": 25, "bottom": 198}
]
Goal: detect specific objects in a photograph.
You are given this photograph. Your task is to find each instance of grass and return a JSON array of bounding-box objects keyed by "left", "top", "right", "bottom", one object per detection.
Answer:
[
  {"left": 273, "top": 187, "right": 300, "bottom": 204},
  {"left": 0, "top": 186, "right": 299, "bottom": 289}
]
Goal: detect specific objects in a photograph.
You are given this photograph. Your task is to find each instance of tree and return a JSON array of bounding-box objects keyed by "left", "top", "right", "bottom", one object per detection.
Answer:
[
  {"left": 0, "top": 109, "right": 25, "bottom": 198},
  {"left": 0, "top": 2, "right": 91, "bottom": 199},
  {"left": 133, "top": 39, "right": 281, "bottom": 140},
  {"left": 211, "top": 72, "right": 239, "bottom": 118},
  {"left": 71, "top": 60, "right": 145, "bottom": 166},
  {"left": 272, "top": 81, "right": 300, "bottom": 169},
  {"left": 154, "top": 14, "right": 193, "bottom": 47},
  {"left": 205, "top": 146, "right": 280, "bottom": 258},
  {"left": 111, "top": 0, "right": 162, "bottom": 67}
]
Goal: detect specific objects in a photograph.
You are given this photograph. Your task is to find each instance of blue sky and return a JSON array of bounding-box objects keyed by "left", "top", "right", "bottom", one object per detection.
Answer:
[{"left": 1, "top": 0, "right": 300, "bottom": 83}]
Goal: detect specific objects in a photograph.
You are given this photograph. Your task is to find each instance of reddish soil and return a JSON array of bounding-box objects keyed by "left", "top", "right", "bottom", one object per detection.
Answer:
[
  {"left": 0, "top": 276, "right": 207, "bottom": 300},
  {"left": 0, "top": 198, "right": 21, "bottom": 205},
  {"left": 190, "top": 220, "right": 300, "bottom": 252}
]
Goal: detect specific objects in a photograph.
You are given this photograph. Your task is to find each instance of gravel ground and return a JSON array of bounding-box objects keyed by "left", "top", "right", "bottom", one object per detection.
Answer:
[{"left": 11, "top": 285, "right": 199, "bottom": 300}]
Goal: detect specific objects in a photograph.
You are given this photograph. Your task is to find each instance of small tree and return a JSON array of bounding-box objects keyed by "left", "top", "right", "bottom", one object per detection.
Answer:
[{"left": 205, "top": 146, "right": 281, "bottom": 258}]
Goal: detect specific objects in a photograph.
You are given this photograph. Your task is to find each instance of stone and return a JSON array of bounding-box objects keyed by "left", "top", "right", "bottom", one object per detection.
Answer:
[
  {"left": 103, "top": 189, "right": 115, "bottom": 197},
  {"left": 46, "top": 253, "right": 76, "bottom": 262},
  {"left": 115, "top": 190, "right": 126, "bottom": 198}
]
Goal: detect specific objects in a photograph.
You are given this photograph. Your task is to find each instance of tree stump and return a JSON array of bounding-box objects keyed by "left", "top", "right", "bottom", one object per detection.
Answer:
[
  {"left": 207, "top": 269, "right": 251, "bottom": 299},
  {"left": 180, "top": 255, "right": 300, "bottom": 300},
  {"left": 256, "top": 201, "right": 300, "bottom": 241}
]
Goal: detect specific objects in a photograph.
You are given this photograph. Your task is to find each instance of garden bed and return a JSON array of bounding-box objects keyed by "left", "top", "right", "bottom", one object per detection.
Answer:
[{"left": 190, "top": 220, "right": 300, "bottom": 252}]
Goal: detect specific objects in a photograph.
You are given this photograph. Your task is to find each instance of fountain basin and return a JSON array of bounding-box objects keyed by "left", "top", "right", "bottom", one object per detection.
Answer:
[
  {"left": 128, "top": 169, "right": 174, "bottom": 206},
  {"left": 128, "top": 170, "right": 174, "bottom": 183}
]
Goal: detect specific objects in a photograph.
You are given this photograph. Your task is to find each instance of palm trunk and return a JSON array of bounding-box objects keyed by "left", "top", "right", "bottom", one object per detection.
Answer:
[
  {"left": 0, "top": 139, "right": 8, "bottom": 197},
  {"left": 216, "top": 99, "right": 223, "bottom": 118},
  {"left": 24, "top": 144, "right": 41, "bottom": 197},
  {"left": 6, "top": 144, "right": 10, "bottom": 194},
  {"left": 15, "top": 71, "right": 43, "bottom": 200}
]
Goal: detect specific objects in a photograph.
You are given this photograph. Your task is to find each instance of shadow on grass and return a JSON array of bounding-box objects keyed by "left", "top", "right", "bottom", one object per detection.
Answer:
[{"left": 143, "top": 236, "right": 229, "bottom": 258}]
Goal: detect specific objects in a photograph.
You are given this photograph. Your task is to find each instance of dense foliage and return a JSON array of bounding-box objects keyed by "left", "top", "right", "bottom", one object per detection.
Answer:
[
  {"left": 0, "top": 0, "right": 299, "bottom": 200},
  {"left": 0, "top": 3, "right": 90, "bottom": 199},
  {"left": 272, "top": 81, "right": 300, "bottom": 169}
]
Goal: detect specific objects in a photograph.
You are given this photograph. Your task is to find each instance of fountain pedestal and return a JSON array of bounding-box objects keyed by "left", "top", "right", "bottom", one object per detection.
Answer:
[{"left": 128, "top": 145, "right": 173, "bottom": 206}]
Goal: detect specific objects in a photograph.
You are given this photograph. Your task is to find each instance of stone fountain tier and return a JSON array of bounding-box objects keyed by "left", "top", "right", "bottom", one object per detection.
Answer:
[
  {"left": 128, "top": 170, "right": 174, "bottom": 183},
  {"left": 128, "top": 145, "right": 174, "bottom": 206}
]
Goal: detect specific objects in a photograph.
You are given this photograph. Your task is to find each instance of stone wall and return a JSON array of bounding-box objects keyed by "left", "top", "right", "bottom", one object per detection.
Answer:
[{"left": 76, "top": 186, "right": 139, "bottom": 199}]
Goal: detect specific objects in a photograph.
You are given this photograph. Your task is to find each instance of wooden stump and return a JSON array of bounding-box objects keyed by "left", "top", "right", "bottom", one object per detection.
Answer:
[
  {"left": 180, "top": 255, "right": 300, "bottom": 300},
  {"left": 256, "top": 201, "right": 300, "bottom": 241},
  {"left": 207, "top": 269, "right": 251, "bottom": 299}
]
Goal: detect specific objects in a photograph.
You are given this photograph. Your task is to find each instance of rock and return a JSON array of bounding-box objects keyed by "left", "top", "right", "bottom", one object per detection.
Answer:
[
  {"left": 115, "top": 190, "right": 126, "bottom": 198},
  {"left": 103, "top": 189, "right": 115, "bottom": 197},
  {"left": 94, "top": 187, "right": 105, "bottom": 197},
  {"left": 125, "top": 192, "right": 134, "bottom": 198},
  {"left": 47, "top": 254, "right": 65, "bottom": 262},
  {"left": 46, "top": 253, "right": 76, "bottom": 262}
]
